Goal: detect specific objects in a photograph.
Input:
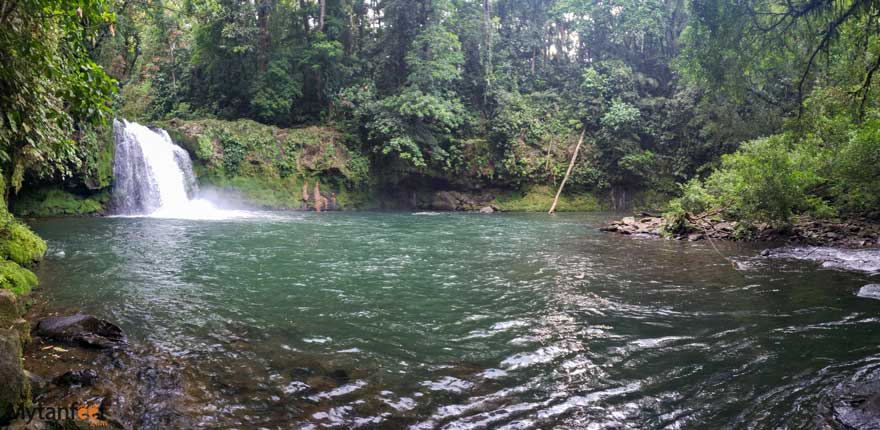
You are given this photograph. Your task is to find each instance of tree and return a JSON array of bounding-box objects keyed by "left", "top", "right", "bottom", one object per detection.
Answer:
[{"left": 0, "top": 0, "right": 116, "bottom": 196}]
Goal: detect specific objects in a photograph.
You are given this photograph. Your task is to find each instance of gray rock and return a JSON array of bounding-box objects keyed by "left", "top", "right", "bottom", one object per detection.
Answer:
[
  {"left": 0, "top": 328, "right": 28, "bottom": 425},
  {"left": 478, "top": 206, "right": 494, "bottom": 214},
  {"left": 36, "top": 314, "right": 126, "bottom": 349},
  {"left": 818, "top": 377, "right": 880, "bottom": 430},
  {"left": 431, "top": 191, "right": 459, "bottom": 211},
  {"left": 857, "top": 284, "right": 880, "bottom": 301}
]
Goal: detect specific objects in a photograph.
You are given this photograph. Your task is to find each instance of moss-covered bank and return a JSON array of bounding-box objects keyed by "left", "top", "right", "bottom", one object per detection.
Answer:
[
  {"left": 0, "top": 205, "right": 45, "bottom": 423},
  {"left": 164, "top": 118, "right": 373, "bottom": 210},
  {"left": 12, "top": 187, "right": 109, "bottom": 217},
  {"left": 491, "top": 185, "right": 601, "bottom": 212}
]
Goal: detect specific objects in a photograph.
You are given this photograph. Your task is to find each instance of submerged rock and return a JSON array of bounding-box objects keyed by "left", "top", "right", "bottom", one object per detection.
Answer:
[
  {"left": 329, "top": 369, "right": 350, "bottom": 384},
  {"left": 819, "top": 377, "right": 880, "bottom": 430},
  {"left": 857, "top": 284, "right": 880, "bottom": 301},
  {"left": 53, "top": 368, "right": 99, "bottom": 387},
  {"left": 763, "top": 247, "right": 880, "bottom": 274},
  {"left": 36, "top": 314, "right": 126, "bottom": 349}
]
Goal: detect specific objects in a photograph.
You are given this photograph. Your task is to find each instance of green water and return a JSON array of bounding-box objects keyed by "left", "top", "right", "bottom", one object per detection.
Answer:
[{"left": 30, "top": 212, "right": 880, "bottom": 429}]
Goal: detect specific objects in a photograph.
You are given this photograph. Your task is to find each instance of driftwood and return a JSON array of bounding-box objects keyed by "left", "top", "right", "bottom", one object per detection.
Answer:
[{"left": 549, "top": 128, "right": 586, "bottom": 214}]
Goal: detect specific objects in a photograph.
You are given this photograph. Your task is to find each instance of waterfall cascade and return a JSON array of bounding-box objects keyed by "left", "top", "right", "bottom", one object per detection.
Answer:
[{"left": 112, "top": 119, "right": 231, "bottom": 219}]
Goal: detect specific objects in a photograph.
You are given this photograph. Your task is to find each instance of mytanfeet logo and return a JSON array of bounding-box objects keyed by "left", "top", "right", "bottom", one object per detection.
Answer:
[{"left": 2, "top": 401, "right": 108, "bottom": 429}]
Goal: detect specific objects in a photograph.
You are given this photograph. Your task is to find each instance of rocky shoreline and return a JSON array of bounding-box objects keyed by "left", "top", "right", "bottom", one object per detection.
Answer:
[
  {"left": 602, "top": 213, "right": 880, "bottom": 248},
  {"left": 0, "top": 293, "right": 191, "bottom": 430}
]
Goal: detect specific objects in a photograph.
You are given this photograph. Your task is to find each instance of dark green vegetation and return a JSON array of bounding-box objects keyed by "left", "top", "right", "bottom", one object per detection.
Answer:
[
  {"left": 0, "top": 0, "right": 879, "bottom": 235},
  {"left": 664, "top": 0, "right": 880, "bottom": 231},
  {"left": 165, "top": 118, "right": 373, "bottom": 208},
  {"left": 1, "top": 0, "right": 879, "bottom": 425}
]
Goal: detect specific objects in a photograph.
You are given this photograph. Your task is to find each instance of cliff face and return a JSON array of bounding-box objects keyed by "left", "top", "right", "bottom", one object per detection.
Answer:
[
  {"left": 164, "top": 118, "right": 373, "bottom": 210},
  {"left": 162, "top": 119, "right": 608, "bottom": 212}
]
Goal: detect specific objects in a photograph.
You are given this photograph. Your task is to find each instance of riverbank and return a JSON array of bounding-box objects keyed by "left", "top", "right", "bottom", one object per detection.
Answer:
[
  {"left": 603, "top": 213, "right": 880, "bottom": 248},
  {"left": 2, "top": 293, "right": 193, "bottom": 429}
]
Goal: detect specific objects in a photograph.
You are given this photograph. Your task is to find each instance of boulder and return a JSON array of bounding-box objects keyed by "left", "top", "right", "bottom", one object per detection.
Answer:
[
  {"left": 36, "top": 314, "right": 126, "bottom": 349},
  {"left": 0, "top": 328, "right": 29, "bottom": 425},
  {"left": 478, "top": 206, "right": 495, "bottom": 214},
  {"left": 431, "top": 191, "right": 459, "bottom": 211},
  {"left": 857, "top": 284, "right": 880, "bottom": 301}
]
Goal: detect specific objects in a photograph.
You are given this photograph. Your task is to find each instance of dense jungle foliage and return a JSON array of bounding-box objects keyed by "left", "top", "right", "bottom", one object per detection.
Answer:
[{"left": 2, "top": 0, "right": 880, "bottom": 223}]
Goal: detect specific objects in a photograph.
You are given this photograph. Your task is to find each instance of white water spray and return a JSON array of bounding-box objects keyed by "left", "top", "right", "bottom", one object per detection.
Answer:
[{"left": 111, "top": 119, "right": 256, "bottom": 220}]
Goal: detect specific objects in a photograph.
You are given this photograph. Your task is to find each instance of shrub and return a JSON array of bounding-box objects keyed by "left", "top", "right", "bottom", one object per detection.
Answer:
[
  {"left": 671, "top": 178, "right": 717, "bottom": 215},
  {"left": 665, "top": 134, "right": 830, "bottom": 227},
  {"left": 195, "top": 135, "right": 215, "bottom": 161},
  {"left": 832, "top": 117, "right": 880, "bottom": 213},
  {"left": 703, "top": 135, "right": 822, "bottom": 225}
]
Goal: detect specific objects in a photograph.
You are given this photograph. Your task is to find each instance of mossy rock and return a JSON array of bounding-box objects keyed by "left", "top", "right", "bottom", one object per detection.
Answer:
[
  {"left": 11, "top": 188, "right": 108, "bottom": 217},
  {"left": 492, "top": 185, "right": 602, "bottom": 212},
  {"left": 0, "top": 290, "right": 19, "bottom": 329},
  {"left": 0, "top": 328, "right": 30, "bottom": 425},
  {"left": 165, "top": 118, "right": 370, "bottom": 186},
  {"left": 0, "top": 261, "right": 38, "bottom": 296},
  {"left": 0, "top": 291, "right": 30, "bottom": 347},
  {"left": 0, "top": 216, "right": 46, "bottom": 267}
]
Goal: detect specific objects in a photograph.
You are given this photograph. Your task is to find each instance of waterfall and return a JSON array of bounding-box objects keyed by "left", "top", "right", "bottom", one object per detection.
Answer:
[{"left": 111, "top": 119, "right": 209, "bottom": 218}]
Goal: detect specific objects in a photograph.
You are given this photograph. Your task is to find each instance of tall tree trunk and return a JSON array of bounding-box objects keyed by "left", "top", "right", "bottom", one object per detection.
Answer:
[
  {"left": 300, "top": 0, "right": 309, "bottom": 33},
  {"left": 257, "top": 0, "right": 271, "bottom": 72},
  {"left": 482, "top": 0, "right": 492, "bottom": 104},
  {"left": 549, "top": 128, "right": 586, "bottom": 214},
  {"left": 318, "top": 0, "right": 325, "bottom": 32}
]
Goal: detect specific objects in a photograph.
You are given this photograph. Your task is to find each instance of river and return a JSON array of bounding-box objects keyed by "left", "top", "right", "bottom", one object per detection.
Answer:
[{"left": 29, "top": 211, "right": 880, "bottom": 429}]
